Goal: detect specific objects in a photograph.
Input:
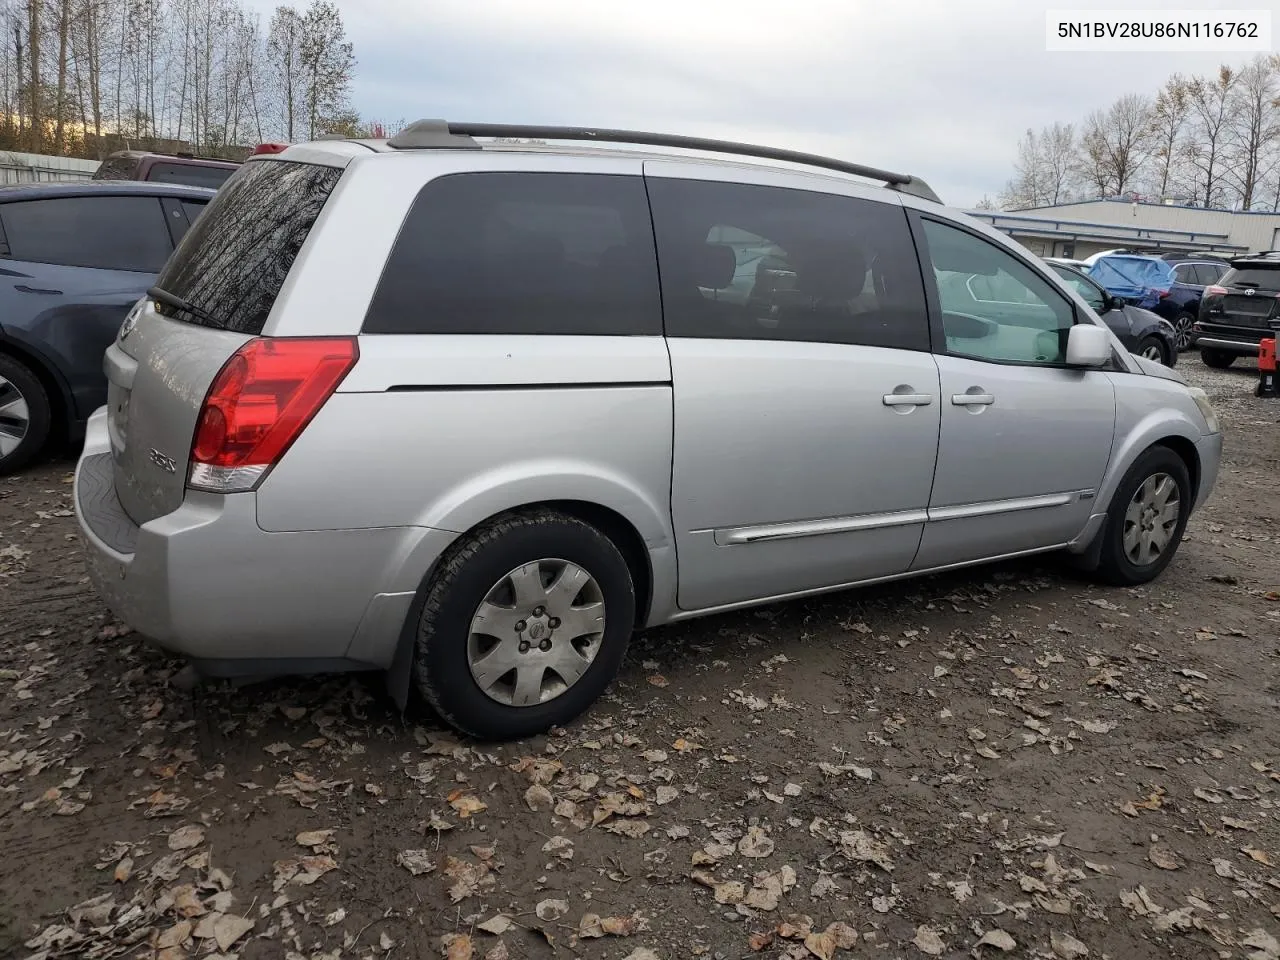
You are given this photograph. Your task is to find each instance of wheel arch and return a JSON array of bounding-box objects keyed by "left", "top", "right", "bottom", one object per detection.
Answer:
[
  {"left": 383, "top": 497, "right": 662, "bottom": 712},
  {"left": 0, "top": 331, "right": 75, "bottom": 448}
]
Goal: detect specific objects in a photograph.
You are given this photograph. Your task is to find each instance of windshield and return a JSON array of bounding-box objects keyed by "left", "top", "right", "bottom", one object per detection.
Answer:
[{"left": 152, "top": 159, "right": 342, "bottom": 334}]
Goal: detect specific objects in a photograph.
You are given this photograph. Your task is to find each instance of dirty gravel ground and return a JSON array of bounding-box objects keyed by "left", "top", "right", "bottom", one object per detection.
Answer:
[{"left": 2, "top": 358, "right": 1278, "bottom": 960}]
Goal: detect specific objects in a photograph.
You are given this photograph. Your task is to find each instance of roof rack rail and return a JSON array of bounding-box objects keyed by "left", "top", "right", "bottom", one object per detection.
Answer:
[{"left": 386, "top": 119, "right": 942, "bottom": 203}]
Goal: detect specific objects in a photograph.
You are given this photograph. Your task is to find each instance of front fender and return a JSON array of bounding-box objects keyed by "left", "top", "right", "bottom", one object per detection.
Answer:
[{"left": 1096, "top": 400, "right": 1205, "bottom": 516}]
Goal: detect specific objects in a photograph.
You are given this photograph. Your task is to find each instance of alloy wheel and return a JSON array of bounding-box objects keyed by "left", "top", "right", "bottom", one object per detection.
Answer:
[{"left": 0, "top": 374, "right": 30, "bottom": 459}]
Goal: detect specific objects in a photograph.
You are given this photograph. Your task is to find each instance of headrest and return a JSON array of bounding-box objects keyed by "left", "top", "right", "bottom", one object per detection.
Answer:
[{"left": 695, "top": 243, "right": 737, "bottom": 288}]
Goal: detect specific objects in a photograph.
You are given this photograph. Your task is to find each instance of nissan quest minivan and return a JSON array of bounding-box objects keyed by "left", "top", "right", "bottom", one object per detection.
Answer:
[{"left": 74, "top": 121, "right": 1223, "bottom": 740}]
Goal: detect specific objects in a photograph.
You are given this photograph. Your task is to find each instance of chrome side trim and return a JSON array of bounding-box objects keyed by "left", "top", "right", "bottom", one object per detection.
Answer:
[
  {"left": 1193, "top": 336, "right": 1263, "bottom": 353},
  {"left": 928, "top": 491, "right": 1073, "bottom": 522},
  {"left": 712, "top": 508, "right": 928, "bottom": 546},
  {"left": 667, "top": 543, "right": 1069, "bottom": 622}
]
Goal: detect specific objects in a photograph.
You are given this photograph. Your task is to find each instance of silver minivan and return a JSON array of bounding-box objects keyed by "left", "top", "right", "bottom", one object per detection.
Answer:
[{"left": 74, "top": 122, "right": 1223, "bottom": 740}]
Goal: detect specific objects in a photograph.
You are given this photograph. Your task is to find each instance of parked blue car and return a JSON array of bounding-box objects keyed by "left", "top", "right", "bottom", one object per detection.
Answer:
[
  {"left": 1084, "top": 254, "right": 1177, "bottom": 311},
  {"left": 1151, "top": 254, "right": 1231, "bottom": 352},
  {"left": 0, "top": 181, "right": 214, "bottom": 474}
]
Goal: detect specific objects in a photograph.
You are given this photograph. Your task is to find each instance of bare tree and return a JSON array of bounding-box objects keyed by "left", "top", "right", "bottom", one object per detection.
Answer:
[
  {"left": 1078, "top": 94, "right": 1153, "bottom": 198},
  {"left": 266, "top": 4, "right": 303, "bottom": 140},
  {"left": 1148, "top": 75, "right": 1188, "bottom": 198},
  {"left": 1223, "top": 54, "right": 1280, "bottom": 209},
  {"left": 1184, "top": 66, "right": 1238, "bottom": 208},
  {"left": 299, "top": 0, "right": 352, "bottom": 140},
  {"left": 26, "top": 0, "right": 39, "bottom": 150}
]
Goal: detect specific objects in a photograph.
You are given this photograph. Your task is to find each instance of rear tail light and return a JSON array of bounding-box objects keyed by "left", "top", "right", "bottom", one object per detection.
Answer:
[
  {"left": 1205, "top": 285, "right": 1228, "bottom": 296},
  {"left": 252, "top": 142, "right": 288, "bottom": 155},
  {"left": 189, "top": 337, "right": 358, "bottom": 493}
]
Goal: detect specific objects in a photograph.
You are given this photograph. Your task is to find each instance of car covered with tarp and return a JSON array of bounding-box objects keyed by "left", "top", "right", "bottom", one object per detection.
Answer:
[{"left": 1084, "top": 254, "right": 1176, "bottom": 310}]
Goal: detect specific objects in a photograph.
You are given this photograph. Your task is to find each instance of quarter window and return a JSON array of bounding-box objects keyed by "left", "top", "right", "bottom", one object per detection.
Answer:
[
  {"left": 0, "top": 195, "right": 172, "bottom": 272},
  {"left": 647, "top": 178, "right": 929, "bottom": 351},
  {"left": 1192, "top": 263, "right": 1225, "bottom": 285},
  {"left": 923, "top": 219, "right": 1076, "bottom": 365},
  {"left": 363, "top": 173, "right": 661, "bottom": 336}
]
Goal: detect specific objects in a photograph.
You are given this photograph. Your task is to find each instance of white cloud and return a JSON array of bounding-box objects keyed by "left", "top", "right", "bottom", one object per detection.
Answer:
[{"left": 247, "top": 0, "right": 1269, "bottom": 204}]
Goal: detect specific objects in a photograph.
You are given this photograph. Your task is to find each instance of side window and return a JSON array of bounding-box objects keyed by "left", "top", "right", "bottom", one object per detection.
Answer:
[
  {"left": 647, "top": 178, "right": 929, "bottom": 351},
  {"left": 180, "top": 200, "right": 208, "bottom": 225},
  {"left": 1193, "top": 263, "right": 1223, "bottom": 285},
  {"left": 0, "top": 196, "right": 172, "bottom": 272},
  {"left": 147, "top": 161, "right": 236, "bottom": 190},
  {"left": 1051, "top": 265, "right": 1106, "bottom": 313},
  {"left": 1173, "top": 263, "right": 1197, "bottom": 284},
  {"left": 363, "top": 172, "right": 661, "bottom": 336},
  {"left": 922, "top": 218, "right": 1076, "bottom": 365}
]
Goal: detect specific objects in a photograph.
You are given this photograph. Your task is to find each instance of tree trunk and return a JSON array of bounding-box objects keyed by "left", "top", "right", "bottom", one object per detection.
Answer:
[
  {"left": 28, "top": 0, "right": 41, "bottom": 152},
  {"left": 54, "top": 0, "right": 69, "bottom": 152}
]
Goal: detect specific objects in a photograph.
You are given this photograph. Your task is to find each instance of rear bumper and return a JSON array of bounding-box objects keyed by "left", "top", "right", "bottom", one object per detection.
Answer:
[{"left": 73, "top": 407, "right": 449, "bottom": 670}]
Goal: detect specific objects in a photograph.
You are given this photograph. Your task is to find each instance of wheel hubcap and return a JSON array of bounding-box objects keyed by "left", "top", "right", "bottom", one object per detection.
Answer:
[
  {"left": 1141, "top": 343, "right": 1163, "bottom": 362},
  {"left": 467, "top": 558, "right": 606, "bottom": 707},
  {"left": 0, "top": 375, "right": 30, "bottom": 458},
  {"left": 1122, "top": 472, "right": 1181, "bottom": 566},
  {"left": 1174, "top": 316, "right": 1192, "bottom": 351}
]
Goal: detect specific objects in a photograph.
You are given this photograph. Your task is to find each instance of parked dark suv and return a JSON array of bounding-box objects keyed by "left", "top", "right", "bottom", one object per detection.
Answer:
[
  {"left": 93, "top": 150, "right": 239, "bottom": 190},
  {"left": 1152, "top": 253, "right": 1231, "bottom": 352},
  {"left": 0, "top": 181, "right": 214, "bottom": 474},
  {"left": 1193, "top": 252, "right": 1280, "bottom": 368}
]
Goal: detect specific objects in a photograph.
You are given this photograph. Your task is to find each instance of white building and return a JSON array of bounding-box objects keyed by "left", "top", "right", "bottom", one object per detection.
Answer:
[
  {"left": 967, "top": 198, "right": 1280, "bottom": 261},
  {"left": 0, "top": 151, "right": 100, "bottom": 185}
]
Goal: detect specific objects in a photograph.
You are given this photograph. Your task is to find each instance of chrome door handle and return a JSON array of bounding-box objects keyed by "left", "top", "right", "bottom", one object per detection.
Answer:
[
  {"left": 952, "top": 393, "right": 995, "bottom": 406},
  {"left": 882, "top": 393, "right": 934, "bottom": 407}
]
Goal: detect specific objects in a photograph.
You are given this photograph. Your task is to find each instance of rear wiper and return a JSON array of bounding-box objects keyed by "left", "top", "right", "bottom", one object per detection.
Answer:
[{"left": 147, "top": 285, "right": 220, "bottom": 326}]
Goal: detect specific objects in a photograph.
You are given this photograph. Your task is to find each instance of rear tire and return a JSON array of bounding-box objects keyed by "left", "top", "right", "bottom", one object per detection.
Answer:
[
  {"left": 413, "top": 509, "right": 635, "bottom": 741},
  {"left": 1199, "top": 348, "right": 1235, "bottom": 369},
  {"left": 1092, "top": 446, "right": 1191, "bottom": 587},
  {"left": 0, "top": 354, "right": 51, "bottom": 477},
  {"left": 1172, "top": 312, "right": 1195, "bottom": 352}
]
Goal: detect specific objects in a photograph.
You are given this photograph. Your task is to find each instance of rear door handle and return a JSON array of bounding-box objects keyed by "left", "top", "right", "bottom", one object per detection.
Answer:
[
  {"left": 882, "top": 393, "right": 933, "bottom": 407},
  {"left": 15, "top": 284, "right": 61, "bottom": 295},
  {"left": 952, "top": 392, "right": 995, "bottom": 406}
]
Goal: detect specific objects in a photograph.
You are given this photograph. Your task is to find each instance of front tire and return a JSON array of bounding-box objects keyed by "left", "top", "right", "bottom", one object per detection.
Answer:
[
  {"left": 0, "top": 354, "right": 51, "bottom": 477},
  {"left": 413, "top": 509, "right": 635, "bottom": 740},
  {"left": 1137, "top": 335, "right": 1171, "bottom": 367},
  {"left": 1200, "top": 348, "right": 1235, "bottom": 369},
  {"left": 1092, "top": 446, "right": 1191, "bottom": 586}
]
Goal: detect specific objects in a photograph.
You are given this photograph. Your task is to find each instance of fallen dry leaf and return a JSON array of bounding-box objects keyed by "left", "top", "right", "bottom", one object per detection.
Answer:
[
  {"left": 1051, "top": 930, "right": 1089, "bottom": 959},
  {"left": 535, "top": 899, "right": 569, "bottom": 922},
  {"left": 296, "top": 829, "right": 335, "bottom": 849},
  {"left": 485, "top": 942, "right": 510, "bottom": 960},
  {"left": 444, "top": 932, "right": 474, "bottom": 960},
  {"left": 739, "top": 826, "right": 775, "bottom": 858},
  {"left": 476, "top": 915, "right": 513, "bottom": 936},
  {"left": 622, "top": 950, "right": 660, "bottom": 960},
  {"left": 167, "top": 825, "right": 205, "bottom": 851},
  {"left": 524, "top": 784, "right": 553, "bottom": 812},
  {"left": 973, "top": 929, "right": 1017, "bottom": 953},
  {"left": 913, "top": 925, "right": 946, "bottom": 956},
  {"left": 1244, "top": 847, "right": 1275, "bottom": 867},
  {"left": 1148, "top": 845, "right": 1182, "bottom": 870},
  {"left": 749, "top": 930, "right": 775, "bottom": 951},
  {"left": 804, "top": 928, "right": 838, "bottom": 960},
  {"left": 448, "top": 791, "right": 487, "bottom": 818},
  {"left": 113, "top": 858, "right": 133, "bottom": 884},
  {"left": 212, "top": 913, "right": 254, "bottom": 952},
  {"left": 396, "top": 849, "right": 436, "bottom": 876}
]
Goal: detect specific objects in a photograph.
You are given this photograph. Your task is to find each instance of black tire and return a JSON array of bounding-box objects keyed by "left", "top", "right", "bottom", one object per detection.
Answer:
[
  {"left": 0, "top": 354, "right": 51, "bottom": 477},
  {"left": 1172, "top": 312, "right": 1195, "bottom": 352},
  {"left": 1092, "top": 445, "right": 1191, "bottom": 587},
  {"left": 413, "top": 509, "right": 635, "bottom": 740},
  {"left": 1137, "top": 335, "right": 1171, "bottom": 367},
  {"left": 1200, "top": 348, "right": 1235, "bottom": 369}
]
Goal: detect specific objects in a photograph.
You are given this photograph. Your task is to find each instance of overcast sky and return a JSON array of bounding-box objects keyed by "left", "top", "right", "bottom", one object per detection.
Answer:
[{"left": 244, "top": 0, "right": 1272, "bottom": 205}]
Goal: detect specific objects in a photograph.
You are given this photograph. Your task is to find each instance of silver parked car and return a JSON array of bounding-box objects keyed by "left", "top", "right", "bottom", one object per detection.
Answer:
[{"left": 75, "top": 122, "right": 1223, "bottom": 740}]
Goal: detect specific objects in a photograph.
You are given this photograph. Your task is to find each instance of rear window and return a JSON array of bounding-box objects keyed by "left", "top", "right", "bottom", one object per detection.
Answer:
[
  {"left": 362, "top": 172, "right": 661, "bottom": 336},
  {"left": 1222, "top": 266, "right": 1280, "bottom": 289},
  {"left": 153, "top": 159, "right": 341, "bottom": 334},
  {"left": 146, "top": 161, "right": 237, "bottom": 190}
]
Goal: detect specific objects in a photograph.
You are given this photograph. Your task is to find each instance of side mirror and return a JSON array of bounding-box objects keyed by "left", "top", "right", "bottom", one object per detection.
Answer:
[{"left": 1065, "top": 324, "right": 1112, "bottom": 368}]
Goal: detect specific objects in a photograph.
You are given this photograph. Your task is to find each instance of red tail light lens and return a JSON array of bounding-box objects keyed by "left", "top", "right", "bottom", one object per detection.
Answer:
[
  {"left": 252, "top": 142, "right": 288, "bottom": 155},
  {"left": 1205, "top": 285, "right": 1228, "bottom": 296},
  {"left": 189, "top": 337, "right": 358, "bottom": 492}
]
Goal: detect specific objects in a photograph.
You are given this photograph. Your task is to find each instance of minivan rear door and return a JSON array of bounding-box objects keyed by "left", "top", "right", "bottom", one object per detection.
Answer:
[{"left": 104, "top": 158, "right": 345, "bottom": 525}]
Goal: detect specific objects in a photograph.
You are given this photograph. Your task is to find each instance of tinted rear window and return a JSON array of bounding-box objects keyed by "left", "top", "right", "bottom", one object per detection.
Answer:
[
  {"left": 0, "top": 195, "right": 172, "bottom": 272},
  {"left": 1223, "top": 266, "right": 1280, "bottom": 289},
  {"left": 363, "top": 172, "right": 661, "bottom": 336},
  {"left": 153, "top": 159, "right": 341, "bottom": 334},
  {"left": 146, "top": 161, "right": 237, "bottom": 189}
]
